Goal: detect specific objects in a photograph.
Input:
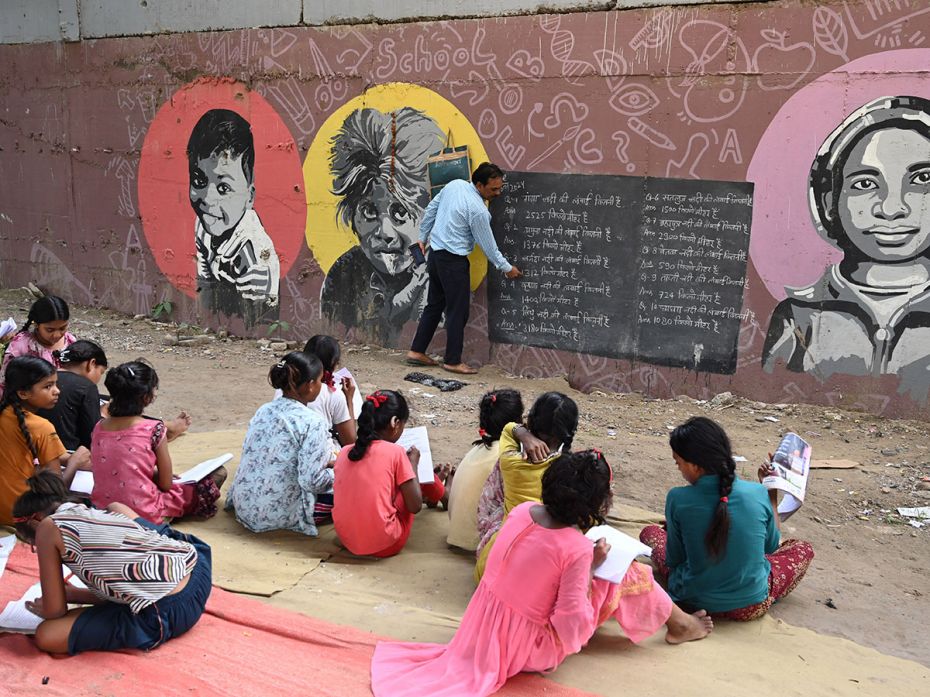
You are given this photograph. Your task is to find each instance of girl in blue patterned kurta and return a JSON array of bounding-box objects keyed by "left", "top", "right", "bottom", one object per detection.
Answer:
[{"left": 226, "top": 352, "right": 334, "bottom": 536}]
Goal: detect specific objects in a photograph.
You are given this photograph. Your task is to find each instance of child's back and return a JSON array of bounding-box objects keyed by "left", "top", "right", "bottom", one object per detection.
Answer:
[{"left": 332, "top": 440, "right": 415, "bottom": 555}]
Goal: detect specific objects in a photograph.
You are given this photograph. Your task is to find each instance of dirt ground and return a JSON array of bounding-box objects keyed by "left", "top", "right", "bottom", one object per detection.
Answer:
[{"left": 3, "top": 287, "right": 927, "bottom": 668}]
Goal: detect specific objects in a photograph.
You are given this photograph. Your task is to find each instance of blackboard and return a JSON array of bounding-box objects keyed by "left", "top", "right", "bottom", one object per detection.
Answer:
[{"left": 487, "top": 171, "right": 754, "bottom": 374}]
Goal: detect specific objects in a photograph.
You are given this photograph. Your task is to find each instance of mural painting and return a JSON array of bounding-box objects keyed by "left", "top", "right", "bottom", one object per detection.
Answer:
[
  {"left": 137, "top": 77, "right": 306, "bottom": 330},
  {"left": 4, "top": 2, "right": 930, "bottom": 418},
  {"left": 304, "top": 83, "right": 490, "bottom": 345},
  {"left": 763, "top": 96, "right": 930, "bottom": 392},
  {"left": 188, "top": 108, "right": 280, "bottom": 325}
]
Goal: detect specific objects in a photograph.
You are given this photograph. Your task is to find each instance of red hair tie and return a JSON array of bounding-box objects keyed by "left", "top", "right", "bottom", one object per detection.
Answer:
[
  {"left": 365, "top": 392, "right": 388, "bottom": 408},
  {"left": 322, "top": 370, "right": 336, "bottom": 392},
  {"left": 489, "top": 394, "right": 497, "bottom": 403},
  {"left": 478, "top": 428, "right": 489, "bottom": 437},
  {"left": 720, "top": 496, "right": 729, "bottom": 504},
  {"left": 12, "top": 514, "right": 33, "bottom": 524}
]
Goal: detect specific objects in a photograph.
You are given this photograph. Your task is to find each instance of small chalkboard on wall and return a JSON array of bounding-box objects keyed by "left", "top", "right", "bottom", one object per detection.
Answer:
[{"left": 488, "top": 171, "right": 754, "bottom": 375}]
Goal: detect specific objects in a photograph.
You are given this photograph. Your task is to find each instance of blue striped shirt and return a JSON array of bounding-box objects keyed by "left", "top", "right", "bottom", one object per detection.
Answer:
[{"left": 418, "top": 179, "right": 512, "bottom": 272}]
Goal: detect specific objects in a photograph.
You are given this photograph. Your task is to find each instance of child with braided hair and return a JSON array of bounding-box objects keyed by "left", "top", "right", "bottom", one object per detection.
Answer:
[
  {"left": 446, "top": 389, "right": 523, "bottom": 551},
  {"left": 0, "top": 357, "right": 87, "bottom": 526},
  {"left": 639, "top": 416, "right": 814, "bottom": 621},
  {"left": 0, "top": 296, "right": 75, "bottom": 400},
  {"left": 332, "top": 390, "right": 450, "bottom": 557},
  {"left": 371, "top": 450, "right": 712, "bottom": 697}
]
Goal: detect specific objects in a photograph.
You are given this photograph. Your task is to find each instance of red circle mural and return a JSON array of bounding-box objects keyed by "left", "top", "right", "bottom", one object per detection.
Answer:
[{"left": 138, "top": 77, "right": 305, "bottom": 324}]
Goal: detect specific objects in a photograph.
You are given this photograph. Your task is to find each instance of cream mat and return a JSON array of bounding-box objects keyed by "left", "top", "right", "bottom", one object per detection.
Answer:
[{"left": 172, "top": 432, "right": 929, "bottom": 695}]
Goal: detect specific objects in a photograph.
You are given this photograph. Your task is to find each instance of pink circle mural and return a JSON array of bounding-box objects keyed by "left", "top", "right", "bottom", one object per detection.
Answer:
[
  {"left": 748, "top": 49, "right": 930, "bottom": 301},
  {"left": 138, "top": 77, "right": 305, "bottom": 326}
]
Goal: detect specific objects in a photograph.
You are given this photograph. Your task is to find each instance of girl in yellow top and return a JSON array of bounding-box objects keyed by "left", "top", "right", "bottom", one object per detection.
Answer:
[{"left": 474, "top": 391, "right": 578, "bottom": 580}]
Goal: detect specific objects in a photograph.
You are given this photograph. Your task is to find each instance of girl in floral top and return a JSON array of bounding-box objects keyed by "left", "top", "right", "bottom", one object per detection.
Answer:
[{"left": 226, "top": 352, "right": 334, "bottom": 536}]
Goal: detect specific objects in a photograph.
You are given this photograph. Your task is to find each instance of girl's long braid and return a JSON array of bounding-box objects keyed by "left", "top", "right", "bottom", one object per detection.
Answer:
[{"left": 0, "top": 392, "right": 39, "bottom": 464}]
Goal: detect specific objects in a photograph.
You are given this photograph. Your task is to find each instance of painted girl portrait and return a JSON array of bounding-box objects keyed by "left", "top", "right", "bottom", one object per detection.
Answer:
[
  {"left": 320, "top": 107, "right": 445, "bottom": 345},
  {"left": 763, "top": 96, "right": 930, "bottom": 396},
  {"left": 188, "top": 109, "right": 281, "bottom": 327}
]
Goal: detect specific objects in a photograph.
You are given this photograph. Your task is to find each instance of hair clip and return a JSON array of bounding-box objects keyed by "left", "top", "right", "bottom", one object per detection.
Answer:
[
  {"left": 478, "top": 427, "right": 489, "bottom": 437},
  {"left": 58, "top": 349, "right": 70, "bottom": 360},
  {"left": 365, "top": 392, "right": 388, "bottom": 408},
  {"left": 591, "top": 448, "right": 602, "bottom": 458},
  {"left": 276, "top": 361, "right": 286, "bottom": 368},
  {"left": 720, "top": 496, "right": 729, "bottom": 504},
  {"left": 489, "top": 394, "right": 497, "bottom": 403},
  {"left": 126, "top": 366, "right": 135, "bottom": 377}
]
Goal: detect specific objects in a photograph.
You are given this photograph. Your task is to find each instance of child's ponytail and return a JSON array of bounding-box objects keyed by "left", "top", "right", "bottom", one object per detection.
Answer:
[
  {"left": 21, "top": 296, "right": 69, "bottom": 336},
  {"left": 472, "top": 389, "right": 524, "bottom": 447},
  {"left": 55, "top": 339, "right": 107, "bottom": 368},
  {"left": 348, "top": 390, "right": 409, "bottom": 461},
  {"left": 0, "top": 356, "right": 57, "bottom": 464},
  {"left": 105, "top": 360, "right": 159, "bottom": 417},
  {"left": 526, "top": 392, "right": 578, "bottom": 451},
  {"left": 669, "top": 416, "right": 736, "bottom": 560},
  {"left": 12, "top": 469, "right": 77, "bottom": 543}
]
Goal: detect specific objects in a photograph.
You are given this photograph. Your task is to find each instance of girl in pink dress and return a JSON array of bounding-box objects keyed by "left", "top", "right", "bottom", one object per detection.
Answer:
[
  {"left": 0, "top": 296, "right": 76, "bottom": 400},
  {"left": 91, "top": 361, "right": 224, "bottom": 523},
  {"left": 371, "top": 450, "right": 714, "bottom": 697}
]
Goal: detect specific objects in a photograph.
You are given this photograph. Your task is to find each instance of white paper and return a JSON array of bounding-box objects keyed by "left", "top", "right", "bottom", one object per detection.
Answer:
[
  {"left": 397, "top": 426, "right": 434, "bottom": 483},
  {"left": 0, "top": 536, "right": 15, "bottom": 580},
  {"left": 176, "top": 453, "right": 233, "bottom": 484},
  {"left": 70, "top": 470, "right": 95, "bottom": 495},
  {"left": 897, "top": 506, "right": 930, "bottom": 519},
  {"left": 0, "top": 317, "right": 16, "bottom": 339},
  {"left": 333, "top": 367, "right": 363, "bottom": 417},
  {"left": 585, "top": 525, "right": 652, "bottom": 584},
  {"left": 0, "top": 582, "right": 43, "bottom": 634}
]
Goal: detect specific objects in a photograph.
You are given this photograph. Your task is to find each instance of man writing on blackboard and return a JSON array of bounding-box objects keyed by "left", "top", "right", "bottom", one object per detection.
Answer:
[{"left": 406, "top": 162, "right": 522, "bottom": 374}]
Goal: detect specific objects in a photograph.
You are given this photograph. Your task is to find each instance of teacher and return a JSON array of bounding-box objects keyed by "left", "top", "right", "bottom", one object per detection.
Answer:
[{"left": 406, "top": 162, "right": 522, "bottom": 375}]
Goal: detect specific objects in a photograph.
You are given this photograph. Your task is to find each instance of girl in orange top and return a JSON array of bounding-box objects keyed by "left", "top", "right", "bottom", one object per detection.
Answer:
[
  {"left": 0, "top": 356, "right": 85, "bottom": 525},
  {"left": 331, "top": 390, "right": 423, "bottom": 557}
]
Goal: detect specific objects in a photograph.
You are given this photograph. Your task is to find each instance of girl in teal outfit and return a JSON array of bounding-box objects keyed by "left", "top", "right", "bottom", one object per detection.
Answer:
[{"left": 640, "top": 417, "right": 814, "bottom": 621}]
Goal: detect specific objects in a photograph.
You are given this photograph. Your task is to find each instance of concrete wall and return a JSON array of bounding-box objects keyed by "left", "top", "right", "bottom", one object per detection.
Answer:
[
  {"left": 3, "top": 0, "right": 930, "bottom": 419},
  {"left": 1, "top": 0, "right": 761, "bottom": 43}
]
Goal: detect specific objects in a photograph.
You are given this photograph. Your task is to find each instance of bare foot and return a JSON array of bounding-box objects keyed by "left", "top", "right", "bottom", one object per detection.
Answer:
[
  {"left": 405, "top": 352, "right": 438, "bottom": 367},
  {"left": 442, "top": 362, "right": 477, "bottom": 375},
  {"left": 210, "top": 465, "right": 228, "bottom": 489},
  {"left": 166, "top": 411, "right": 192, "bottom": 442},
  {"left": 665, "top": 608, "right": 713, "bottom": 644}
]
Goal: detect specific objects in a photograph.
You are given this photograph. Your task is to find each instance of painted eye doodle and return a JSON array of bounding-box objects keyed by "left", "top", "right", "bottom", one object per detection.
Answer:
[
  {"left": 608, "top": 83, "right": 660, "bottom": 117},
  {"left": 506, "top": 49, "right": 544, "bottom": 80}
]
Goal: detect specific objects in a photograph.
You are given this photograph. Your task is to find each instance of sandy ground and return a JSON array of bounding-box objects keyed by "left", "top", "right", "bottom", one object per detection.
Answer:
[{"left": 2, "top": 287, "right": 927, "bottom": 667}]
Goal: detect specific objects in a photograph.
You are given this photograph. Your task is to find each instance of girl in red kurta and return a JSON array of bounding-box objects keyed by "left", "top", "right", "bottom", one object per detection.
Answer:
[{"left": 371, "top": 450, "right": 714, "bottom": 697}]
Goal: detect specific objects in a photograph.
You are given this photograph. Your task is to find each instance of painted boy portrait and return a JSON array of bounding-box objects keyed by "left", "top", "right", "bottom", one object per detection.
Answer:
[
  {"left": 320, "top": 107, "right": 445, "bottom": 344},
  {"left": 187, "top": 108, "right": 280, "bottom": 327},
  {"left": 763, "top": 96, "right": 930, "bottom": 396}
]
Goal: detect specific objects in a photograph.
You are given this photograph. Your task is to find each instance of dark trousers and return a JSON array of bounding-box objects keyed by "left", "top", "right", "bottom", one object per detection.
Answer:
[{"left": 410, "top": 248, "right": 470, "bottom": 365}]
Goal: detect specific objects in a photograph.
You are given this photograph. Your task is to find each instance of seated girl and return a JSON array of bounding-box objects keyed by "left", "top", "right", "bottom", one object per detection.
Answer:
[
  {"left": 332, "top": 390, "right": 451, "bottom": 557},
  {"left": 372, "top": 451, "right": 713, "bottom": 697},
  {"left": 475, "top": 391, "right": 578, "bottom": 580},
  {"left": 640, "top": 416, "right": 814, "bottom": 621},
  {"left": 36, "top": 340, "right": 108, "bottom": 451},
  {"left": 0, "top": 356, "right": 88, "bottom": 525},
  {"left": 0, "top": 296, "right": 74, "bottom": 400},
  {"left": 12, "top": 470, "right": 211, "bottom": 654},
  {"left": 91, "top": 361, "right": 223, "bottom": 523},
  {"left": 227, "top": 352, "right": 334, "bottom": 535},
  {"left": 446, "top": 389, "right": 523, "bottom": 551},
  {"left": 303, "top": 334, "right": 357, "bottom": 447}
]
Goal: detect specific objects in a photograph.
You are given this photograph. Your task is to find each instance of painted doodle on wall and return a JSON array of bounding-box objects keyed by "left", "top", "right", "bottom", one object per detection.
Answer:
[{"left": 3, "top": 1, "right": 930, "bottom": 417}]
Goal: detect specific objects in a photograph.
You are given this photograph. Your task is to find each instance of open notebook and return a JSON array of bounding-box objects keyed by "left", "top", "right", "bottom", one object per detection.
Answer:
[
  {"left": 0, "top": 568, "right": 88, "bottom": 635},
  {"left": 69, "top": 453, "right": 233, "bottom": 495}
]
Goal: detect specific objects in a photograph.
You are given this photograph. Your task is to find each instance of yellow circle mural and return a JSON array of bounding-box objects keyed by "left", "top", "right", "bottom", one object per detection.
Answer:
[{"left": 304, "top": 82, "right": 490, "bottom": 292}]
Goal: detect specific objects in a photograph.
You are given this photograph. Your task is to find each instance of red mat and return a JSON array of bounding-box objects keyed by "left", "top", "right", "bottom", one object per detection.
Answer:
[{"left": 0, "top": 542, "right": 598, "bottom": 696}]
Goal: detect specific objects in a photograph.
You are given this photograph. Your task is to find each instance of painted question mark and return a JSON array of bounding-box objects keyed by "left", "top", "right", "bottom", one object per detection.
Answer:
[{"left": 611, "top": 130, "right": 636, "bottom": 172}]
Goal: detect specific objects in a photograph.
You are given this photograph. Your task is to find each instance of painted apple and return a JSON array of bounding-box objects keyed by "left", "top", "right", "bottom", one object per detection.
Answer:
[{"left": 753, "top": 29, "right": 817, "bottom": 91}]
